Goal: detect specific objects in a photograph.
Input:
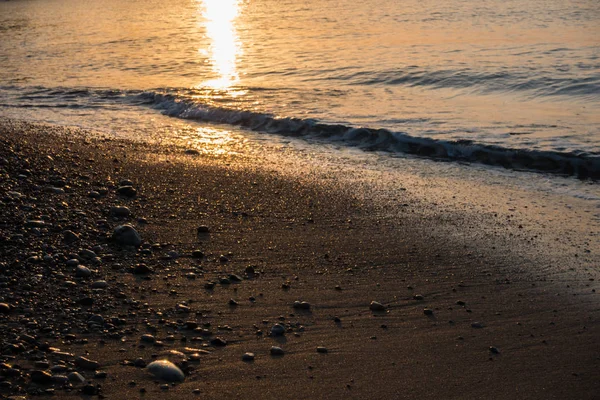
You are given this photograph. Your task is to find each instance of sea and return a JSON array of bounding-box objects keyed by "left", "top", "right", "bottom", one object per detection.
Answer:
[{"left": 0, "top": 0, "right": 599, "bottom": 178}]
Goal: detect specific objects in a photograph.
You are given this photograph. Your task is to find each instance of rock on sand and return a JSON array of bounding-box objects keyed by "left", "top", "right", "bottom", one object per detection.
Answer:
[{"left": 147, "top": 360, "right": 185, "bottom": 382}]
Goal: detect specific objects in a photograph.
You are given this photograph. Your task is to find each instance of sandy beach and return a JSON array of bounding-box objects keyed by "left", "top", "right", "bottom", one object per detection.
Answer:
[{"left": 0, "top": 118, "right": 598, "bottom": 399}]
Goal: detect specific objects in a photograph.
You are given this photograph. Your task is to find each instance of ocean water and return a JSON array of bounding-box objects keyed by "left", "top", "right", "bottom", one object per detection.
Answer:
[{"left": 0, "top": 0, "right": 599, "bottom": 177}]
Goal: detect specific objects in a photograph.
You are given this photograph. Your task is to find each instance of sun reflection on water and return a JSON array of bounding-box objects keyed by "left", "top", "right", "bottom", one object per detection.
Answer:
[{"left": 198, "top": 0, "right": 242, "bottom": 90}]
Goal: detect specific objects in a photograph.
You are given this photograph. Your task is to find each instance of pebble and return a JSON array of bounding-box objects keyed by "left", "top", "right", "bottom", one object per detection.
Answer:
[
  {"left": 293, "top": 301, "right": 311, "bottom": 310},
  {"left": 0, "top": 303, "right": 11, "bottom": 314},
  {"left": 316, "top": 346, "right": 328, "bottom": 353},
  {"left": 75, "top": 265, "right": 92, "bottom": 278},
  {"left": 471, "top": 322, "right": 484, "bottom": 329},
  {"left": 242, "top": 352, "right": 255, "bottom": 361},
  {"left": 113, "top": 224, "right": 142, "bottom": 247},
  {"left": 369, "top": 301, "right": 386, "bottom": 311},
  {"left": 270, "top": 324, "right": 286, "bottom": 336},
  {"left": 270, "top": 346, "right": 285, "bottom": 356},
  {"left": 413, "top": 294, "right": 424, "bottom": 300},
  {"left": 146, "top": 360, "right": 185, "bottom": 382},
  {"left": 66, "top": 258, "right": 80, "bottom": 267},
  {"left": 191, "top": 250, "right": 204, "bottom": 258},
  {"left": 67, "top": 372, "right": 85, "bottom": 384},
  {"left": 489, "top": 346, "right": 500, "bottom": 354},
  {"left": 210, "top": 338, "right": 227, "bottom": 347},
  {"left": 133, "top": 264, "right": 153, "bottom": 274},
  {"left": 82, "top": 384, "right": 98, "bottom": 395},
  {"left": 141, "top": 334, "right": 156, "bottom": 343},
  {"left": 110, "top": 206, "right": 131, "bottom": 218},
  {"left": 30, "top": 370, "right": 53, "bottom": 384},
  {"left": 117, "top": 185, "right": 137, "bottom": 197},
  {"left": 91, "top": 280, "right": 108, "bottom": 289},
  {"left": 63, "top": 230, "right": 80, "bottom": 244},
  {"left": 75, "top": 356, "right": 100, "bottom": 370},
  {"left": 423, "top": 308, "right": 434, "bottom": 316},
  {"left": 197, "top": 226, "right": 210, "bottom": 234}
]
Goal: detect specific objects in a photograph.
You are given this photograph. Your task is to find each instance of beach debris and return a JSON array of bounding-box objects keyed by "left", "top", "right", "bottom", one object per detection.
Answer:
[
  {"left": 146, "top": 360, "right": 185, "bottom": 382},
  {"left": 369, "top": 301, "right": 386, "bottom": 311},
  {"left": 112, "top": 224, "right": 142, "bottom": 246}
]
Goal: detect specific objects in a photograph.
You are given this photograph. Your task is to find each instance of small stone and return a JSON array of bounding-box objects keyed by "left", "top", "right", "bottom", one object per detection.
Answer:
[
  {"left": 369, "top": 301, "right": 386, "bottom": 312},
  {"left": 91, "top": 280, "right": 108, "bottom": 289},
  {"left": 67, "top": 372, "right": 85, "bottom": 384},
  {"left": 117, "top": 186, "right": 137, "bottom": 197},
  {"left": 78, "top": 297, "right": 94, "bottom": 306},
  {"left": 293, "top": 301, "right": 311, "bottom": 310},
  {"left": 30, "top": 370, "right": 53, "bottom": 384},
  {"left": 413, "top": 294, "right": 424, "bottom": 300},
  {"left": 456, "top": 300, "right": 466, "bottom": 306},
  {"left": 270, "top": 324, "right": 286, "bottom": 336},
  {"left": 471, "top": 322, "right": 484, "bottom": 329},
  {"left": 147, "top": 360, "right": 185, "bottom": 382},
  {"left": 489, "top": 346, "right": 500, "bottom": 354},
  {"left": 423, "top": 308, "right": 434, "bottom": 316},
  {"left": 228, "top": 299, "right": 239, "bottom": 306},
  {"left": 134, "top": 358, "right": 147, "bottom": 368},
  {"left": 0, "top": 303, "right": 11, "bottom": 314},
  {"left": 63, "top": 230, "right": 80, "bottom": 244},
  {"left": 270, "top": 346, "right": 285, "bottom": 356},
  {"left": 316, "top": 346, "right": 328, "bottom": 353},
  {"left": 210, "top": 338, "right": 227, "bottom": 347},
  {"left": 94, "top": 371, "right": 108, "bottom": 379},
  {"left": 66, "top": 258, "right": 80, "bottom": 267},
  {"left": 242, "top": 352, "right": 255, "bottom": 362},
  {"left": 133, "top": 264, "right": 153, "bottom": 274},
  {"left": 113, "top": 224, "right": 142, "bottom": 247},
  {"left": 141, "top": 334, "right": 156, "bottom": 343},
  {"left": 110, "top": 206, "right": 131, "bottom": 218},
  {"left": 82, "top": 384, "right": 98, "bottom": 395},
  {"left": 191, "top": 250, "right": 204, "bottom": 258},
  {"left": 75, "top": 356, "right": 100, "bottom": 370},
  {"left": 75, "top": 265, "right": 92, "bottom": 278},
  {"left": 197, "top": 226, "right": 210, "bottom": 234}
]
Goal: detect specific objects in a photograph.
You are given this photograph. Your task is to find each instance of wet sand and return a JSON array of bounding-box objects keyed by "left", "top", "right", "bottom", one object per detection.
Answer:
[{"left": 0, "top": 118, "right": 598, "bottom": 399}]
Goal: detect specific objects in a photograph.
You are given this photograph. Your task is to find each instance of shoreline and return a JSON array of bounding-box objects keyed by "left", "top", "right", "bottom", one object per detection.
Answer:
[{"left": 0, "top": 118, "right": 598, "bottom": 399}]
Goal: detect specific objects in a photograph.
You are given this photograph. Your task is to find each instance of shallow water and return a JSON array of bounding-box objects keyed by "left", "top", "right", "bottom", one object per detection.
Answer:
[{"left": 0, "top": 0, "right": 599, "bottom": 175}]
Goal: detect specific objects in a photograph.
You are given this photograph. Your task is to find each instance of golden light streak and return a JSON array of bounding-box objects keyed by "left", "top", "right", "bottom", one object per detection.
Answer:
[{"left": 199, "top": 0, "right": 242, "bottom": 89}]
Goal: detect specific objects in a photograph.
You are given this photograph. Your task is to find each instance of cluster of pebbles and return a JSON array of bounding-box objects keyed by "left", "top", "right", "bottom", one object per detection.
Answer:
[{"left": 0, "top": 132, "right": 336, "bottom": 397}]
